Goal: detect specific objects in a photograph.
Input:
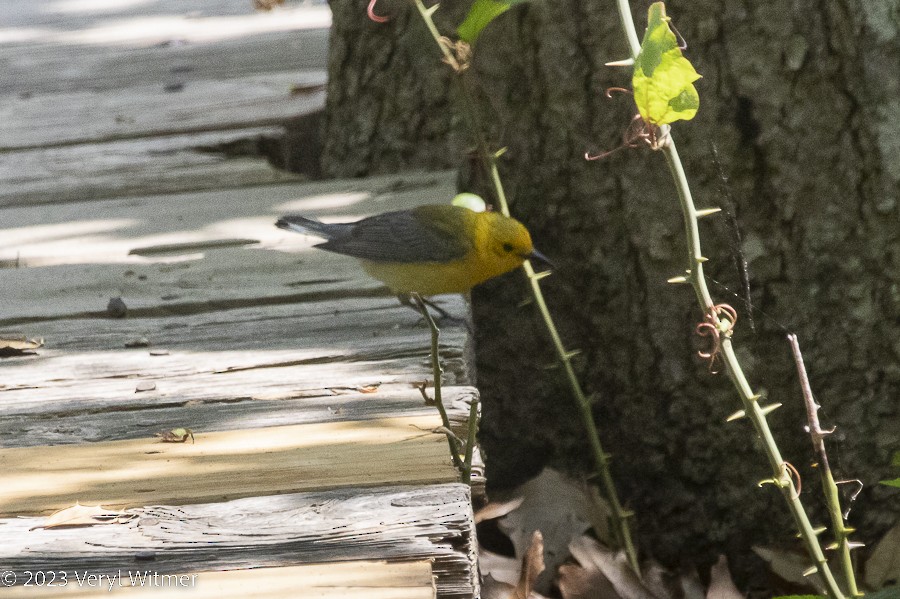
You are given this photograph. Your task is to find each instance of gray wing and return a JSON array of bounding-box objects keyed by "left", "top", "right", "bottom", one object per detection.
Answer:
[{"left": 316, "top": 209, "right": 470, "bottom": 263}]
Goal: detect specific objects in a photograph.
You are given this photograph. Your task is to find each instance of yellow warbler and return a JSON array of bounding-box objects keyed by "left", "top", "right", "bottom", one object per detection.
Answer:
[{"left": 276, "top": 204, "right": 549, "bottom": 297}]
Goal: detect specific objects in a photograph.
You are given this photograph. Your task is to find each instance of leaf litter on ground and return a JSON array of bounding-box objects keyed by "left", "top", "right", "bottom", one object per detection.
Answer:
[
  {"left": 32, "top": 503, "right": 136, "bottom": 530},
  {"left": 478, "top": 468, "right": 747, "bottom": 599}
]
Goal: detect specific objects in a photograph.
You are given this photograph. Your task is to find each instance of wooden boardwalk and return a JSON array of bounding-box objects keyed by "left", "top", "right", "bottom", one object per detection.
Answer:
[{"left": 0, "top": 3, "right": 480, "bottom": 597}]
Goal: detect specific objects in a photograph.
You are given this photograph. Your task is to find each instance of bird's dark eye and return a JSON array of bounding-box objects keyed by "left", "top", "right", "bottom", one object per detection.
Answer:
[{"left": 502, "top": 243, "right": 514, "bottom": 252}]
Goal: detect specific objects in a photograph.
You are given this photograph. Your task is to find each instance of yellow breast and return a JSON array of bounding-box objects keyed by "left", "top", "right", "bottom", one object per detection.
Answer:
[{"left": 361, "top": 255, "right": 491, "bottom": 296}]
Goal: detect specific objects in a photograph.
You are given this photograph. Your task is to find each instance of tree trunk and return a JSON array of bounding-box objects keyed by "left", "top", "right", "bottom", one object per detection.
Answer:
[{"left": 323, "top": 0, "right": 900, "bottom": 581}]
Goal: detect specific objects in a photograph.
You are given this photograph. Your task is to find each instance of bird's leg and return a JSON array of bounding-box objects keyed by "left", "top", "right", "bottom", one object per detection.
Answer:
[
  {"left": 397, "top": 294, "right": 460, "bottom": 324},
  {"left": 420, "top": 296, "right": 454, "bottom": 320}
]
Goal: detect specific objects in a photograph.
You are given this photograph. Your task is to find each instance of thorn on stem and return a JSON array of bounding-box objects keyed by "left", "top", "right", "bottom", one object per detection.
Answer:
[
  {"left": 563, "top": 349, "right": 582, "bottom": 361},
  {"left": 696, "top": 207, "right": 722, "bottom": 218},
  {"left": 759, "top": 402, "right": 782, "bottom": 416},
  {"left": 725, "top": 409, "right": 746, "bottom": 422},
  {"left": 604, "top": 58, "right": 636, "bottom": 67}
]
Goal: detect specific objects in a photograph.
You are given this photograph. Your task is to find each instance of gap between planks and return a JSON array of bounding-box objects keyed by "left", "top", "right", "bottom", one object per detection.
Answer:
[{"left": 0, "top": 415, "right": 458, "bottom": 517}]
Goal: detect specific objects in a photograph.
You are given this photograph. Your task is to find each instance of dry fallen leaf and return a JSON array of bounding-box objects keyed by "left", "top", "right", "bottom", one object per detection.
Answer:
[
  {"left": 156, "top": 428, "right": 195, "bottom": 443},
  {"left": 561, "top": 536, "right": 710, "bottom": 599},
  {"left": 513, "top": 531, "right": 545, "bottom": 599},
  {"left": 752, "top": 546, "right": 826, "bottom": 594},
  {"left": 499, "top": 469, "right": 604, "bottom": 593},
  {"left": 707, "top": 556, "right": 742, "bottom": 599},
  {"left": 476, "top": 496, "right": 526, "bottom": 524},
  {"left": 480, "top": 548, "right": 522, "bottom": 587},
  {"left": 642, "top": 561, "right": 686, "bottom": 599},
  {"left": 482, "top": 573, "right": 518, "bottom": 599},
  {"left": 481, "top": 533, "right": 550, "bottom": 599},
  {"left": 865, "top": 520, "right": 900, "bottom": 590},
  {"left": 558, "top": 561, "right": 618, "bottom": 599},
  {"left": 34, "top": 503, "right": 134, "bottom": 530},
  {"left": 253, "top": 0, "right": 285, "bottom": 10},
  {"left": 0, "top": 335, "right": 43, "bottom": 356},
  {"left": 568, "top": 535, "right": 659, "bottom": 599},
  {"left": 680, "top": 568, "right": 707, "bottom": 599}
]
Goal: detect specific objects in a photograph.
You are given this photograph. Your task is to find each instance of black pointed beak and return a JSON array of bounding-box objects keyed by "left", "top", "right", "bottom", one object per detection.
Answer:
[{"left": 526, "top": 248, "right": 555, "bottom": 270}]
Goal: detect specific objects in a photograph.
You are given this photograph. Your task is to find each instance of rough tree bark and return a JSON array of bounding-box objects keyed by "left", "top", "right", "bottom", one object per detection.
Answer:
[{"left": 323, "top": 0, "right": 899, "bottom": 581}]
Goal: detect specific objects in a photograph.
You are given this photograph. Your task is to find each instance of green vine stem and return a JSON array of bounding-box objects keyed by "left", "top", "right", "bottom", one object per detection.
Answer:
[
  {"left": 487, "top": 152, "right": 639, "bottom": 569},
  {"left": 609, "top": 1, "right": 846, "bottom": 594},
  {"left": 789, "top": 334, "right": 861, "bottom": 596},
  {"left": 462, "top": 394, "right": 480, "bottom": 485},
  {"left": 408, "top": 0, "right": 640, "bottom": 572}
]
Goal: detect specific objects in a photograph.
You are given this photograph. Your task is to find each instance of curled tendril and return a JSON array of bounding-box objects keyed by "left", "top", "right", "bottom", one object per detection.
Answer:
[
  {"left": 669, "top": 21, "right": 687, "bottom": 50},
  {"left": 783, "top": 461, "right": 802, "bottom": 498},
  {"left": 605, "top": 87, "right": 632, "bottom": 98},
  {"left": 585, "top": 111, "right": 672, "bottom": 160},
  {"left": 367, "top": 0, "right": 390, "bottom": 23},
  {"left": 695, "top": 304, "right": 738, "bottom": 373},
  {"left": 835, "top": 479, "right": 864, "bottom": 519}
]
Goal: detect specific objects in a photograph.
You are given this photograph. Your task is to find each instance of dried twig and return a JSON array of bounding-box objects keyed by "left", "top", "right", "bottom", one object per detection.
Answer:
[{"left": 789, "top": 334, "right": 860, "bottom": 596}]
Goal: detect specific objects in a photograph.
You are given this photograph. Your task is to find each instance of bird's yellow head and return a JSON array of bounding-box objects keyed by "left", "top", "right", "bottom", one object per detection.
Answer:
[{"left": 475, "top": 211, "right": 536, "bottom": 279}]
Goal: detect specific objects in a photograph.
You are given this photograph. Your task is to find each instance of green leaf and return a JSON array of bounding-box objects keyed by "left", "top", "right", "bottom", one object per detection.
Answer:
[
  {"left": 457, "top": 0, "right": 526, "bottom": 44},
  {"left": 892, "top": 450, "right": 900, "bottom": 467},
  {"left": 772, "top": 595, "right": 827, "bottom": 599},
  {"left": 881, "top": 478, "right": 900, "bottom": 488},
  {"left": 632, "top": 2, "right": 702, "bottom": 125}
]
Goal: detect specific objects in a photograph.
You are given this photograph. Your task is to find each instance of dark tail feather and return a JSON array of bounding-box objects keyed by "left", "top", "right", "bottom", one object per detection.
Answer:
[{"left": 275, "top": 215, "right": 349, "bottom": 240}]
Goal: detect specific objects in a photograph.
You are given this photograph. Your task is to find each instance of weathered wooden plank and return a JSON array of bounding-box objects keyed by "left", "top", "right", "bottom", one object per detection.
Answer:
[
  {"left": 0, "top": 293, "right": 469, "bottom": 391},
  {"left": 1, "top": 561, "right": 436, "bottom": 598},
  {"left": 0, "top": 70, "right": 325, "bottom": 150},
  {"left": 0, "top": 415, "right": 459, "bottom": 516},
  {"left": 0, "top": 128, "right": 306, "bottom": 207},
  {"left": 0, "top": 173, "right": 456, "bottom": 319},
  {"left": 2, "top": 21, "right": 329, "bottom": 96},
  {"left": 0, "top": 0, "right": 328, "bottom": 32},
  {"left": 0, "top": 484, "right": 477, "bottom": 598},
  {"left": 1, "top": 382, "right": 478, "bottom": 445}
]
